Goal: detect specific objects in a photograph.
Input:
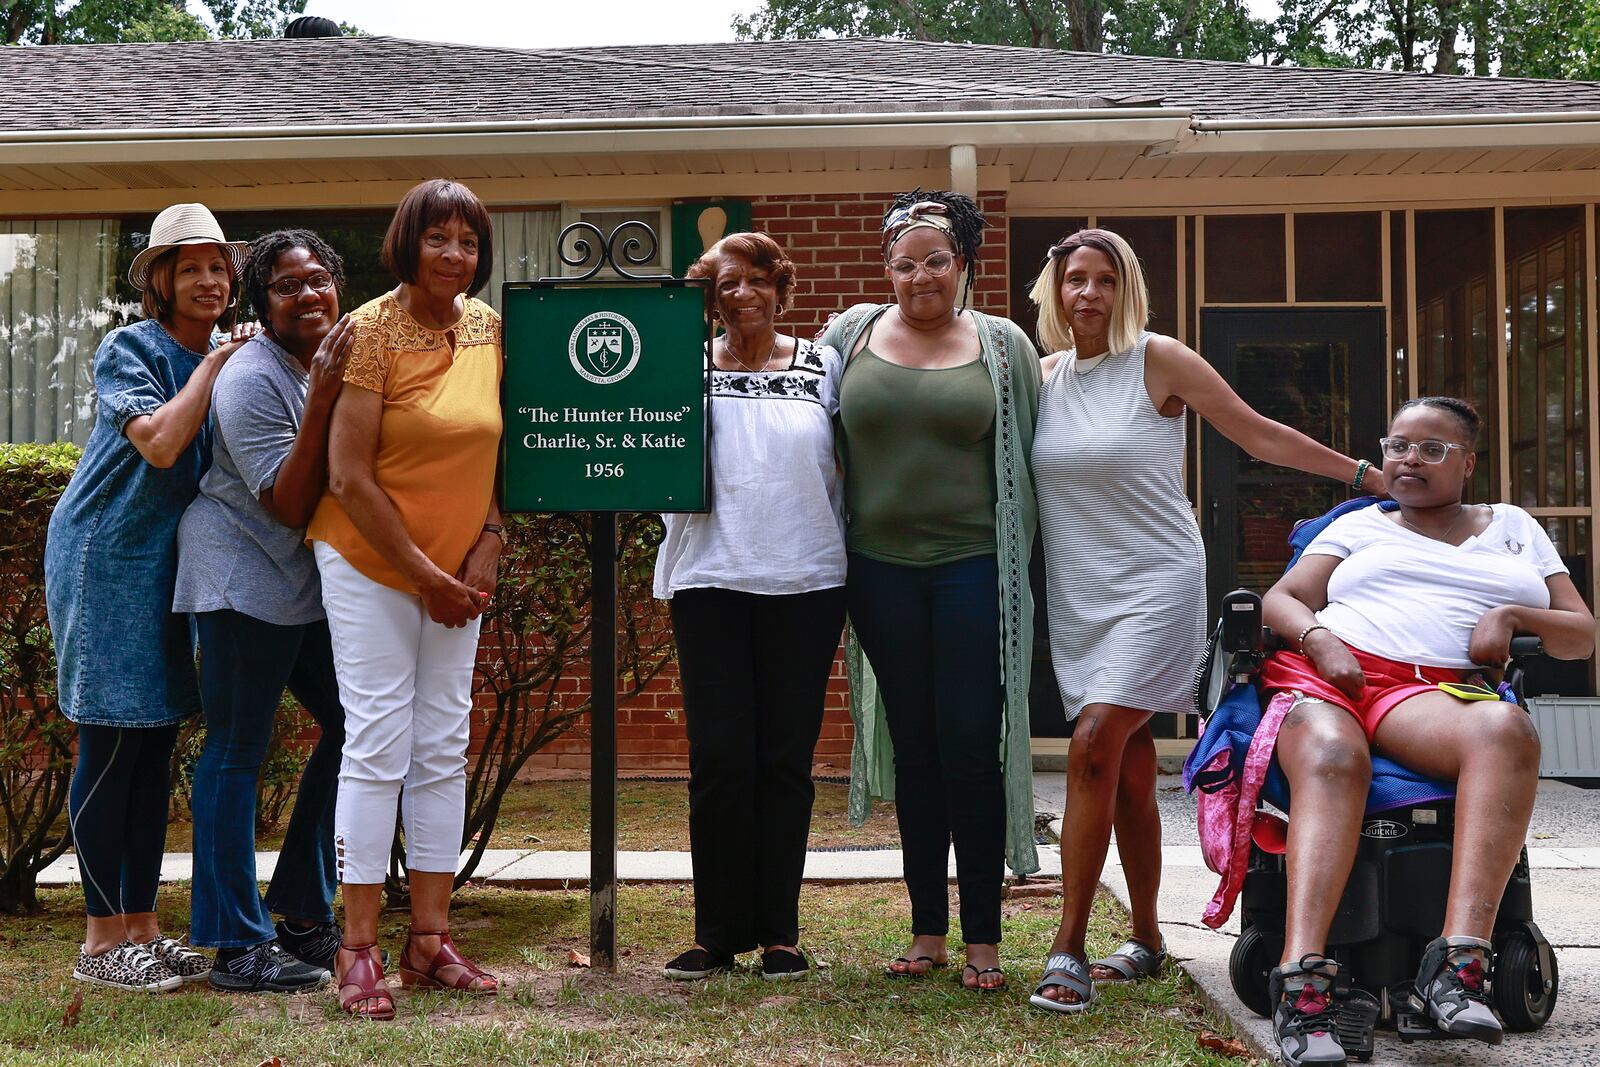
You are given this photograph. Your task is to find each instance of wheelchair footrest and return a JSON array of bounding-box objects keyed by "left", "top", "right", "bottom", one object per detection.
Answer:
[
  {"left": 1392, "top": 982, "right": 1457, "bottom": 1044},
  {"left": 1336, "top": 989, "right": 1379, "bottom": 1061}
]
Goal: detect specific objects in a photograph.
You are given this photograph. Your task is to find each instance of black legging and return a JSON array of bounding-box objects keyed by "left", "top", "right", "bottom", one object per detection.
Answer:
[{"left": 69, "top": 722, "right": 180, "bottom": 918}]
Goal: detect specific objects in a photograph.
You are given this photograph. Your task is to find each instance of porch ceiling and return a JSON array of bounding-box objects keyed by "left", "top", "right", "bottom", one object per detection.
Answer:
[{"left": 3, "top": 142, "right": 1600, "bottom": 196}]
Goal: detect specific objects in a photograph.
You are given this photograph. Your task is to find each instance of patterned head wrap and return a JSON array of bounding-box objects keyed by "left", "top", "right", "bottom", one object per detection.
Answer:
[{"left": 880, "top": 200, "right": 957, "bottom": 257}]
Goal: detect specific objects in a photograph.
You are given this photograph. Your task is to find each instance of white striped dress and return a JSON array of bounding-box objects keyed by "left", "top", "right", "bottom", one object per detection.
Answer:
[{"left": 1032, "top": 332, "right": 1207, "bottom": 720}]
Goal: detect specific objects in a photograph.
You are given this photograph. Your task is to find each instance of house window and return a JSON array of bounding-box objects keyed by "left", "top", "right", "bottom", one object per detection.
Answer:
[
  {"left": 569, "top": 208, "right": 668, "bottom": 276},
  {"left": 0, "top": 219, "right": 121, "bottom": 446},
  {"left": 1415, "top": 208, "right": 1497, "bottom": 502}
]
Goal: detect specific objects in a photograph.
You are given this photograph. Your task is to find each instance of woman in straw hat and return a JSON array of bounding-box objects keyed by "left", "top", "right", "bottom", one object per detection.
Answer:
[{"left": 45, "top": 202, "right": 256, "bottom": 992}]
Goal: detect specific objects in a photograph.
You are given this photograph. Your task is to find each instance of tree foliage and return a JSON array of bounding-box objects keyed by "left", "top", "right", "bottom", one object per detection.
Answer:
[
  {"left": 4, "top": 0, "right": 317, "bottom": 45},
  {"left": 734, "top": 0, "right": 1600, "bottom": 77}
]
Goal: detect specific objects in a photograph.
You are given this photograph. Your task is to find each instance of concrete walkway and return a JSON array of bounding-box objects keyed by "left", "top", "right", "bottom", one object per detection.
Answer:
[{"left": 1031, "top": 772, "right": 1600, "bottom": 1066}]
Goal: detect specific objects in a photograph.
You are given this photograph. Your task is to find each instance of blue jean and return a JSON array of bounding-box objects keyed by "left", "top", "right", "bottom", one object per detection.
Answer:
[
  {"left": 846, "top": 553, "right": 1006, "bottom": 944},
  {"left": 189, "top": 611, "right": 344, "bottom": 948}
]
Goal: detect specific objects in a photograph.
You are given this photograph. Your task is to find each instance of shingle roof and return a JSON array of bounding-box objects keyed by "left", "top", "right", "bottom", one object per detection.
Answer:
[{"left": 5, "top": 34, "right": 1600, "bottom": 133}]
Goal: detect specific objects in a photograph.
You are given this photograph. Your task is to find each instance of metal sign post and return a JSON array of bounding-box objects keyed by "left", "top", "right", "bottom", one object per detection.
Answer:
[{"left": 501, "top": 221, "right": 710, "bottom": 970}]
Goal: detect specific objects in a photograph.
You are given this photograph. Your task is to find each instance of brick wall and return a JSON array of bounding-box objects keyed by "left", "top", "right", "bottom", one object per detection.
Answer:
[{"left": 514, "top": 189, "right": 1011, "bottom": 777}]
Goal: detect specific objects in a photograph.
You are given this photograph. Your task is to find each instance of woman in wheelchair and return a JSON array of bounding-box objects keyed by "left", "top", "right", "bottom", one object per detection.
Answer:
[{"left": 1259, "top": 395, "right": 1593, "bottom": 1065}]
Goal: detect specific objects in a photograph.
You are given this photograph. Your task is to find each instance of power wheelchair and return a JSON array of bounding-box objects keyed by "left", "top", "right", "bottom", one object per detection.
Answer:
[{"left": 1193, "top": 514, "right": 1561, "bottom": 1060}]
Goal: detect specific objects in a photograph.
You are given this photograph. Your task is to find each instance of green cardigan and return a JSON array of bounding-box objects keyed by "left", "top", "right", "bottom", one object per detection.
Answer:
[{"left": 821, "top": 304, "right": 1043, "bottom": 876}]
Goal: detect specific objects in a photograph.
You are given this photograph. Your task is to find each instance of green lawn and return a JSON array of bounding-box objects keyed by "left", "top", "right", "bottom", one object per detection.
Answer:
[{"left": 0, "top": 883, "right": 1252, "bottom": 1066}]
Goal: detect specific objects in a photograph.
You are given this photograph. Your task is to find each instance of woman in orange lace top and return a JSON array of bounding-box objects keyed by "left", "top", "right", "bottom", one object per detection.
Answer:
[{"left": 307, "top": 178, "right": 503, "bottom": 1019}]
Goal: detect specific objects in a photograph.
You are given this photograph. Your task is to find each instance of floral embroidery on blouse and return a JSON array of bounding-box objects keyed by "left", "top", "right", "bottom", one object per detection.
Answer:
[{"left": 344, "top": 294, "right": 501, "bottom": 393}]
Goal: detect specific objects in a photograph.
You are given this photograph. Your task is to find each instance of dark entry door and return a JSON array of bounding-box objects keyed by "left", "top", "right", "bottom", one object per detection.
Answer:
[{"left": 1201, "top": 309, "right": 1387, "bottom": 610}]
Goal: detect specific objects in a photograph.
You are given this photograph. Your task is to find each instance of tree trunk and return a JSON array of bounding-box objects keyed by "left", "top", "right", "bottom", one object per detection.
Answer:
[
  {"left": 1434, "top": 0, "right": 1461, "bottom": 73},
  {"left": 892, "top": 0, "right": 933, "bottom": 41},
  {"left": 1064, "top": 0, "right": 1104, "bottom": 51}
]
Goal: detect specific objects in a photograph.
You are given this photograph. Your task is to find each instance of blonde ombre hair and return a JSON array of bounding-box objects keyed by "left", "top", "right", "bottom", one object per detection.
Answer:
[{"left": 1027, "top": 228, "right": 1149, "bottom": 357}]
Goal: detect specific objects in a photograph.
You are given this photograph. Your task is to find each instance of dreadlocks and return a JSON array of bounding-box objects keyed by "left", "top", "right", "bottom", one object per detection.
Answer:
[
  {"left": 241, "top": 228, "right": 347, "bottom": 323},
  {"left": 880, "top": 189, "right": 986, "bottom": 306}
]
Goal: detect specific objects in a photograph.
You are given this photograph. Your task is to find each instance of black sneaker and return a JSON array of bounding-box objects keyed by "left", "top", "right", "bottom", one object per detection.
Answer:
[
  {"left": 1269, "top": 955, "right": 1347, "bottom": 1067},
  {"left": 662, "top": 947, "right": 734, "bottom": 981},
  {"left": 276, "top": 920, "right": 389, "bottom": 971},
  {"left": 760, "top": 947, "right": 810, "bottom": 982},
  {"left": 209, "top": 938, "right": 331, "bottom": 993},
  {"left": 274, "top": 920, "right": 342, "bottom": 971}
]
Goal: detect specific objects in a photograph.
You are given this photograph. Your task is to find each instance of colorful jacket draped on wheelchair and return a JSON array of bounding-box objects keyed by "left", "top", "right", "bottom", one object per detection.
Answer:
[{"left": 1182, "top": 497, "right": 1456, "bottom": 929}]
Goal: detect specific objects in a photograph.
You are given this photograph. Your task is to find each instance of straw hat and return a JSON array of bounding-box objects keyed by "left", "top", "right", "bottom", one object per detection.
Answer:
[{"left": 127, "top": 203, "right": 248, "bottom": 291}]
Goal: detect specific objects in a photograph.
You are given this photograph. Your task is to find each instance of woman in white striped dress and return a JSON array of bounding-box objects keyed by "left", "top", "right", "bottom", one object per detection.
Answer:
[{"left": 1026, "top": 229, "right": 1386, "bottom": 1014}]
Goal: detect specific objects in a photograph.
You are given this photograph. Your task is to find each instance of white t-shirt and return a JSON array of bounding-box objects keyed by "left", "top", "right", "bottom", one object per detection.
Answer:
[
  {"left": 652, "top": 339, "right": 847, "bottom": 598},
  {"left": 1304, "top": 502, "right": 1567, "bottom": 668}
]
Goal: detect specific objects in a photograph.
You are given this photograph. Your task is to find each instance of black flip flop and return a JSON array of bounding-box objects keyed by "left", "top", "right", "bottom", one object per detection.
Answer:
[{"left": 884, "top": 954, "right": 941, "bottom": 978}]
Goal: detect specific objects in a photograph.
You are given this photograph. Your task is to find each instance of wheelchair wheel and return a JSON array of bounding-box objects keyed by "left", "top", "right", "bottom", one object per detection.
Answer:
[
  {"left": 1230, "top": 926, "right": 1274, "bottom": 1018},
  {"left": 1494, "top": 929, "right": 1558, "bottom": 1032}
]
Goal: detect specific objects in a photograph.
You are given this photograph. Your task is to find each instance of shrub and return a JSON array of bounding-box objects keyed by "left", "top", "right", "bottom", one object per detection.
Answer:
[
  {"left": 0, "top": 444, "right": 678, "bottom": 908},
  {"left": 0, "top": 443, "right": 80, "bottom": 912}
]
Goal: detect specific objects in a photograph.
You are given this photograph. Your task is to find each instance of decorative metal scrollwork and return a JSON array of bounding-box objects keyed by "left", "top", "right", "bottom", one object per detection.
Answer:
[{"left": 549, "top": 220, "right": 670, "bottom": 283}]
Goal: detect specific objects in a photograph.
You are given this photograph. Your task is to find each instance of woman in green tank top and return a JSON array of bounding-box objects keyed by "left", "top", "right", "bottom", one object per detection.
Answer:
[{"left": 820, "top": 191, "right": 1041, "bottom": 992}]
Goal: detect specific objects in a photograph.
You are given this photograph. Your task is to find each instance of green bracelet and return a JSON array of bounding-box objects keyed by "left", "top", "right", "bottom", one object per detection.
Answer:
[{"left": 1352, "top": 459, "right": 1370, "bottom": 491}]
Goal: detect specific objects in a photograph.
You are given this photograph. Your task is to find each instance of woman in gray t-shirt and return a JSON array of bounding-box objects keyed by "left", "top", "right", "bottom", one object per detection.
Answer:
[{"left": 173, "top": 229, "right": 354, "bottom": 993}]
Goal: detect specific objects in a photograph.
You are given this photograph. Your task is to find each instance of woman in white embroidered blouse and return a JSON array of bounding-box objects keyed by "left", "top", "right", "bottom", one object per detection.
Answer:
[{"left": 652, "top": 233, "right": 847, "bottom": 983}]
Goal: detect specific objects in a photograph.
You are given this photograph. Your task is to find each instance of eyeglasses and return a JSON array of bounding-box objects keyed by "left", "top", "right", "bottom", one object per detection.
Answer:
[
  {"left": 1379, "top": 437, "right": 1471, "bottom": 463},
  {"left": 887, "top": 251, "right": 958, "bottom": 279},
  {"left": 268, "top": 271, "right": 335, "bottom": 299}
]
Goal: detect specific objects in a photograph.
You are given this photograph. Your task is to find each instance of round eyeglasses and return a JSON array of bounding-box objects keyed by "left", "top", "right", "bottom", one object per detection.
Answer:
[
  {"left": 1379, "top": 437, "right": 1470, "bottom": 463},
  {"left": 268, "top": 271, "right": 336, "bottom": 299},
  {"left": 887, "top": 251, "right": 958, "bottom": 280}
]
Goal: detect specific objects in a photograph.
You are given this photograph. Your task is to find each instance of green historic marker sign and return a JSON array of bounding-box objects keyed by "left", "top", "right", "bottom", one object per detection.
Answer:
[{"left": 501, "top": 282, "right": 711, "bottom": 513}]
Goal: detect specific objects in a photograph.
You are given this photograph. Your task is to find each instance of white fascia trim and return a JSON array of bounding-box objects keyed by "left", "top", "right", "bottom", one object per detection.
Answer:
[
  {"left": 1179, "top": 111, "right": 1600, "bottom": 154},
  {"left": 0, "top": 109, "right": 1195, "bottom": 166}
]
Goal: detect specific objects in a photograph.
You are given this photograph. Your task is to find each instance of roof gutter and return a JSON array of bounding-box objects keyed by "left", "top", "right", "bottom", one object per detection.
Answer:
[
  {"left": 1173, "top": 110, "right": 1600, "bottom": 154},
  {"left": 0, "top": 108, "right": 1194, "bottom": 166}
]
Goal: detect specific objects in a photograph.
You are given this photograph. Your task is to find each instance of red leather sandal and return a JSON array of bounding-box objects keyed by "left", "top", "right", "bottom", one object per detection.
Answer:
[
  {"left": 398, "top": 929, "right": 498, "bottom": 995},
  {"left": 337, "top": 942, "right": 395, "bottom": 1021}
]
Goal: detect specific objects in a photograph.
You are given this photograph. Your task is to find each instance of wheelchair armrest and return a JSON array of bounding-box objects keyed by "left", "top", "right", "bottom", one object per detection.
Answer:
[{"left": 1509, "top": 635, "right": 1544, "bottom": 660}]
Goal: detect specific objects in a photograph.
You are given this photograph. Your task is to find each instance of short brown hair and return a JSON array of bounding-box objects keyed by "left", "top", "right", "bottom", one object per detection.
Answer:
[
  {"left": 140, "top": 246, "right": 237, "bottom": 328},
  {"left": 686, "top": 232, "right": 797, "bottom": 306},
  {"left": 380, "top": 178, "right": 494, "bottom": 296}
]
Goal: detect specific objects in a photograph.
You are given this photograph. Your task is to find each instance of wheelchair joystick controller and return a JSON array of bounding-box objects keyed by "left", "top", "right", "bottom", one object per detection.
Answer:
[{"left": 1220, "top": 589, "right": 1264, "bottom": 683}]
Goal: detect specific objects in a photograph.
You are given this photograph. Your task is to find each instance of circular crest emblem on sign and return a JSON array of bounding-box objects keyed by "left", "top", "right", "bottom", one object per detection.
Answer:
[{"left": 568, "top": 311, "right": 642, "bottom": 384}]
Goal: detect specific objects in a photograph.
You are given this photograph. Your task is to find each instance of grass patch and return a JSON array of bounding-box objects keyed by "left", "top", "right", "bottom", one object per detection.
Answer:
[
  {"left": 0, "top": 884, "right": 1249, "bottom": 1066},
  {"left": 155, "top": 779, "right": 901, "bottom": 855}
]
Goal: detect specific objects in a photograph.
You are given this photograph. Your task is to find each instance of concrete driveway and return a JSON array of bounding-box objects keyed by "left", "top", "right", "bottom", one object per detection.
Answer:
[{"left": 1032, "top": 773, "right": 1600, "bottom": 1065}]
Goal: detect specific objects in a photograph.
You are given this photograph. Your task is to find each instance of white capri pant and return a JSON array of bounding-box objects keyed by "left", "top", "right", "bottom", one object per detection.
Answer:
[{"left": 315, "top": 541, "right": 479, "bottom": 884}]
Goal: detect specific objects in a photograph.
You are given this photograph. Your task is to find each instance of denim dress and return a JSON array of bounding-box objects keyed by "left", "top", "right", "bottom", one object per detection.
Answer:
[{"left": 45, "top": 319, "right": 213, "bottom": 727}]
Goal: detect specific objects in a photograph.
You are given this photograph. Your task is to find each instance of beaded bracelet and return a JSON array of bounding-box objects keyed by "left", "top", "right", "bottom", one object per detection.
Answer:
[
  {"left": 1352, "top": 459, "right": 1370, "bottom": 491},
  {"left": 1297, "top": 623, "right": 1330, "bottom": 651}
]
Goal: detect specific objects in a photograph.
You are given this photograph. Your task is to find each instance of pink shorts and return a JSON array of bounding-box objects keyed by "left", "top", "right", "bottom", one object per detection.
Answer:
[{"left": 1259, "top": 642, "right": 1468, "bottom": 741}]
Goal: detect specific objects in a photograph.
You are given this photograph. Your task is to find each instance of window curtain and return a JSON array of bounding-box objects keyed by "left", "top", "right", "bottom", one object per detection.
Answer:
[
  {"left": 0, "top": 219, "right": 120, "bottom": 446},
  {"left": 485, "top": 209, "right": 560, "bottom": 315}
]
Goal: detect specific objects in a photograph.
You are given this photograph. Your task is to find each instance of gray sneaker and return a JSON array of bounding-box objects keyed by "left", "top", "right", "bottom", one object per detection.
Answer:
[
  {"left": 1416, "top": 936, "right": 1504, "bottom": 1045},
  {"left": 72, "top": 940, "right": 183, "bottom": 993},
  {"left": 1269, "top": 955, "right": 1347, "bottom": 1066}
]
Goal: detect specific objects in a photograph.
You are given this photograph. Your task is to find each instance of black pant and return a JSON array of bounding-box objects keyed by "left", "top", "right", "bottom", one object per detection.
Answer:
[
  {"left": 846, "top": 553, "right": 1006, "bottom": 945},
  {"left": 69, "top": 721, "right": 181, "bottom": 918},
  {"left": 669, "top": 585, "right": 847, "bottom": 956}
]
